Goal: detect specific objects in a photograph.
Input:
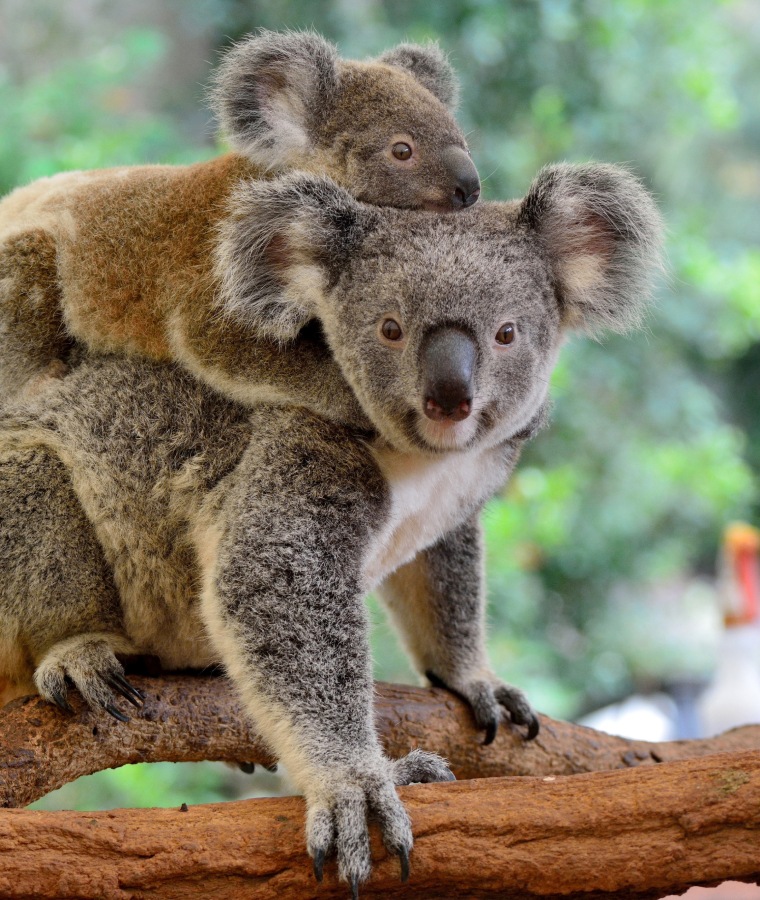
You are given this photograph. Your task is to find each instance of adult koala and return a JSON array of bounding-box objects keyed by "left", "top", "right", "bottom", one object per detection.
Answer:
[
  {"left": 0, "top": 30, "right": 478, "bottom": 403},
  {"left": 0, "top": 164, "right": 662, "bottom": 891}
]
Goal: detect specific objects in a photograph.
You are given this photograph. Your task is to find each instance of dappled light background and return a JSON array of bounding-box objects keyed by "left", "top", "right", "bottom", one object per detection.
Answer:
[{"left": 4, "top": 0, "right": 760, "bottom": 820}]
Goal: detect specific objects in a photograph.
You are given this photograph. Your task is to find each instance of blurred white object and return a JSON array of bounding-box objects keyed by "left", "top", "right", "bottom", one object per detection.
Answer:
[
  {"left": 579, "top": 693, "right": 677, "bottom": 742},
  {"left": 698, "top": 523, "right": 760, "bottom": 737}
]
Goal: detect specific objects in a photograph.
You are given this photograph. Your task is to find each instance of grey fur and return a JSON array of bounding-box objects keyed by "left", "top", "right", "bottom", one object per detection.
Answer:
[
  {"left": 377, "top": 42, "right": 459, "bottom": 108},
  {"left": 208, "top": 30, "right": 341, "bottom": 169},
  {"left": 517, "top": 162, "right": 664, "bottom": 333},
  {"left": 0, "top": 163, "right": 662, "bottom": 886}
]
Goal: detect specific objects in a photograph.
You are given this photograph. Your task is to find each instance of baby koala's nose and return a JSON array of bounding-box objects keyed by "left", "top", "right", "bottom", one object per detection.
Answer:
[
  {"left": 421, "top": 325, "right": 477, "bottom": 422},
  {"left": 441, "top": 145, "right": 481, "bottom": 210},
  {"left": 453, "top": 184, "right": 481, "bottom": 209}
]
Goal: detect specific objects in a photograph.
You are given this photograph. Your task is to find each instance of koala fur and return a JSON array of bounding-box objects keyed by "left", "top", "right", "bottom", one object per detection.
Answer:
[
  {"left": 0, "top": 163, "right": 661, "bottom": 888},
  {"left": 0, "top": 30, "right": 479, "bottom": 407}
]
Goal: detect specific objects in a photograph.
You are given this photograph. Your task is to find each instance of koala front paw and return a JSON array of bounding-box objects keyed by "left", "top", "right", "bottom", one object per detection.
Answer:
[
  {"left": 34, "top": 635, "right": 144, "bottom": 721},
  {"left": 426, "top": 670, "right": 539, "bottom": 744},
  {"left": 306, "top": 750, "right": 454, "bottom": 895}
]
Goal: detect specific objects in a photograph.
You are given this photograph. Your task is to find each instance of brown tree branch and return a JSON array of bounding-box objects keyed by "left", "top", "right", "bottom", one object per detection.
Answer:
[
  {"left": 3, "top": 675, "right": 760, "bottom": 808},
  {"left": 0, "top": 751, "right": 759, "bottom": 899}
]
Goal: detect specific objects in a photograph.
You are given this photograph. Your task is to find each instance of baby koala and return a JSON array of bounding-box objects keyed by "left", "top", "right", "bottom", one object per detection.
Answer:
[
  {"left": 0, "top": 29, "right": 478, "bottom": 411},
  {"left": 0, "top": 163, "right": 662, "bottom": 891}
]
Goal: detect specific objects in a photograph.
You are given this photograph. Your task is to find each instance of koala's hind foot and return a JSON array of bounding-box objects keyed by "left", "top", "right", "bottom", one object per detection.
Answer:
[
  {"left": 307, "top": 750, "right": 454, "bottom": 893},
  {"left": 34, "top": 634, "right": 144, "bottom": 721},
  {"left": 427, "top": 671, "right": 540, "bottom": 745}
]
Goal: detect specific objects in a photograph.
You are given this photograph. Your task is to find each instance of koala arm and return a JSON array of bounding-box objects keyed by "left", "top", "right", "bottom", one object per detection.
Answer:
[
  {"left": 377, "top": 516, "right": 539, "bottom": 743},
  {"left": 198, "top": 408, "right": 451, "bottom": 890}
]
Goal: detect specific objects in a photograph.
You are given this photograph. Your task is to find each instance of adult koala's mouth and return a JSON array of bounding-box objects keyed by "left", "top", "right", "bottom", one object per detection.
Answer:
[{"left": 393, "top": 405, "right": 482, "bottom": 454}]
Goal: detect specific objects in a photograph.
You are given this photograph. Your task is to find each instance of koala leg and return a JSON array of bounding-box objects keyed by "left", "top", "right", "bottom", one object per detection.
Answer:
[
  {"left": 0, "top": 228, "right": 72, "bottom": 398},
  {"left": 0, "top": 445, "right": 139, "bottom": 718},
  {"left": 378, "top": 516, "right": 539, "bottom": 744},
  {"left": 200, "top": 414, "right": 454, "bottom": 890}
]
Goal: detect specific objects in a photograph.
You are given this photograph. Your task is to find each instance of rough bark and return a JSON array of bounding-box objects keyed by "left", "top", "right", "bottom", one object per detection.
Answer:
[
  {"left": 0, "top": 751, "right": 759, "bottom": 899},
  {"left": 3, "top": 675, "right": 760, "bottom": 807}
]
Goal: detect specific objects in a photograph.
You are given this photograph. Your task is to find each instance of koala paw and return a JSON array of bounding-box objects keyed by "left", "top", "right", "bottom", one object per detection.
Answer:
[
  {"left": 34, "top": 635, "right": 144, "bottom": 721},
  {"left": 426, "top": 670, "right": 539, "bottom": 744},
  {"left": 306, "top": 750, "right": 454, "bottom": 894}
]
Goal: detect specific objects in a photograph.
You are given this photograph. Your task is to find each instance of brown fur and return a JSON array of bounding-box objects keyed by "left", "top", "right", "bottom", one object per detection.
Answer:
[{"left": 0, "top": 35, "right": 477, "bottom": 409}]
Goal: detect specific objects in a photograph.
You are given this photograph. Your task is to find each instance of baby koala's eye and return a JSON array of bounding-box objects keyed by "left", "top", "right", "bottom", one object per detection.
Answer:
[
  {"left": 381, "top": 318, "right": 403, "bottom": 341},
  {"left": 495, "top": 323, "right": 516, "bottom": 345},
  {"left": 392, "top": 142, "right": 413, "bottom": 161}
]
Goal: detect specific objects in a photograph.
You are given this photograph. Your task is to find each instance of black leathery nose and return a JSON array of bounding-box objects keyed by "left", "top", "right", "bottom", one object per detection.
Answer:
[
  {"left": 440, "top": 145, "right": 481, "bottom": 209},
  {"left": 422, "top": 326, "right": 477, "bottom": 421}
]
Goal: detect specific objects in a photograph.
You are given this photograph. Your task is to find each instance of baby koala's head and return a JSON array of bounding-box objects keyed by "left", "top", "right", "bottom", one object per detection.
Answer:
[
  {"left": 209, "top": 30, "right": 479, "bottom": 212},
  {"left": 216, "top": 164, "right": 663, "bottom": 454}
]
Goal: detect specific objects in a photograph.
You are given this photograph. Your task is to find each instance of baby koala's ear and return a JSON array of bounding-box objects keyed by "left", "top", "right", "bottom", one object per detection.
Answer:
[
  {"left": 376, "top": 42, "right": 459, "bottom": 109},
  {"left": 517, "top": 163, "right": 664, "bottom": 333},
  {"left": 208, "top": 30, "right": 340, "bottom": 170},
  {"left": 215, "top": 173, "right": 376, "bottom": 342}
]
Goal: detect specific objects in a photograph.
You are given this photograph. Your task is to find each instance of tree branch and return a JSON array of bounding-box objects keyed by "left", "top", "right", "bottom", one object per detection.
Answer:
[
  {"left": 3, "top": 675, "right": 760, "bottom": 808},
  {"left": 1, "top": 751, "right": 759, "bottom": 898}
]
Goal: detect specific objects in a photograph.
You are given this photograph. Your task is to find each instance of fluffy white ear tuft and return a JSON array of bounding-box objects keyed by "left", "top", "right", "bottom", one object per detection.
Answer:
[
  {"left": 214, "top": 173, "right": 371, "bottom": 342},
  {"left": 208, "top": 30, "right": 340, "bottom": 171},
  {"left": 376, "top": 43, "right": 459, "bottom": 109},
  {"left": 518, "top": 163, "right": 664, "bottom": 333}
]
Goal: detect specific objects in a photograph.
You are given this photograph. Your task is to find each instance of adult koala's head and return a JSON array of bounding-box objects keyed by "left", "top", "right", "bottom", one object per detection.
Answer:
[
  {"left": 216, "top": 164, "right": 663, "bottom": 454},
  {"left": 208, "top": 30, "right": 479, "bottom": 211}
]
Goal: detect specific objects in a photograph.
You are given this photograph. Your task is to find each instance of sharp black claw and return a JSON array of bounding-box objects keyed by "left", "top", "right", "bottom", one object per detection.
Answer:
[
  {"left": 350, "top": 875, "right": 359, "bottom": 900},
  {"left": 265, "top": 763, "right": 278, "bottom": 773},
  {"left": 484, "top": 718, "right": 498, "bottom": 745},
  {"left": 313, "top": 849, "right": 324, "bottom": 883},
  {"left": 398, "top": 846, "right": 410, "bottom": 883},
  {"left": 238, "top": 762, "right": 256, "bottom": 774},
  {"left": 526, "top": 714, "right": 540, "bottom": 741},
  {"left": 50, "top": 689, "right": 73, "bottom": 713},
  {"left": 104, "top": 703, "right": 130, "bottom": 723},
  {"left": 107, "top": 673, "right": 144, "bottom": 708}
]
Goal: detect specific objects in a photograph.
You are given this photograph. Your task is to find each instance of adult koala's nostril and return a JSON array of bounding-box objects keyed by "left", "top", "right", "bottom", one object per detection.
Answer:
[
  {"left": 425, "top": 396, "right": 472, "bottom": 422},
  {"left": 421, "top": 326, "right": 477, "bottom": 422}
]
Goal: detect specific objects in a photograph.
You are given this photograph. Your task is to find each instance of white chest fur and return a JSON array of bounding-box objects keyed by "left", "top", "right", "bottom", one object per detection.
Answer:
[{"left": 362, "top": 443, "right": 507, "bottom": 590}]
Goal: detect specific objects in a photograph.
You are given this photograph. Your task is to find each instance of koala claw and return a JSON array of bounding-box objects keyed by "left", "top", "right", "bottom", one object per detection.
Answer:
[
  {"left": 313, "top": 848, "right": 325, "bottom": 883},
  {"left": 238, "top": 762, "right": 256, "bottom": 774},
  {"left": 50, "top": 688, "right": 74, "bottom": 714},
  {"left": 306, "top": 750, "right": 445, "bottom": 893},
  {"left": 426, "top": 670, "right": 539, "bottom": 743},
  {"left": 34, "top": 636, "right": 137, "bottom": 721},
  {"left": 398, "top": 845, "right": 410, "bottom": 883},
  {"left": 493, "top": 683, "right": 540, "bottom": 741},
  {"left": 103, "top": 703, "right": 130, "bottom": 723},
  {"left": 106, "top": 672, "right": 144, "bottom": 708}
]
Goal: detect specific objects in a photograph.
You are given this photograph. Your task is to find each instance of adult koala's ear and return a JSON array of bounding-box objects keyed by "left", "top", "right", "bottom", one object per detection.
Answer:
[
  {"left": 208, "top": 30, "right": 340, "bottom": 170},
  {"left": 517, "top": 163, "right": 664, "bottom": 333},
  {"left": 215, "top": 173, "right": 377, "bottom": 341},
  {"left": 376, "top": 42, "right": 459, "bottom": 109}
]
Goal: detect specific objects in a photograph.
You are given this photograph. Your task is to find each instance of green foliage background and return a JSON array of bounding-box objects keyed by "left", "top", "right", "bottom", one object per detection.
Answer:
[{"left": 3, "top": 0, "right": 759, "bottom": 809}]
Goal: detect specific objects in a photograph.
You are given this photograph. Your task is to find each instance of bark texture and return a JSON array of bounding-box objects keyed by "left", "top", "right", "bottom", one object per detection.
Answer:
[
  {"left": 0, "top": 751, "right": 759, "bottom": 899},
  {"left": 3, "top": 676, "right": 760, "bottom": 807}
]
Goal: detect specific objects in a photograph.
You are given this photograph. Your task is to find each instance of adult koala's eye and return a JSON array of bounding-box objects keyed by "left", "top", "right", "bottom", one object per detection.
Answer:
[
  {"left": 392, "top": 142, "right": 413, "bottom": 161},
  {"left": 495, "top": 323, "right": 516, "bottom": 345},
  {"left": 381, "top": 318, "right": 403, "bottom": 341}
]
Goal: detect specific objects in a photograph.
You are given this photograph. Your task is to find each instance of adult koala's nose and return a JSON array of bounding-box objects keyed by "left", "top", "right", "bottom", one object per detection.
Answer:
[
  {"left": 422, "top": 326, "right": 477, "bottom": 422},
  {"left": 441, "top": 146, "right": 480, "bottom": 210}
]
